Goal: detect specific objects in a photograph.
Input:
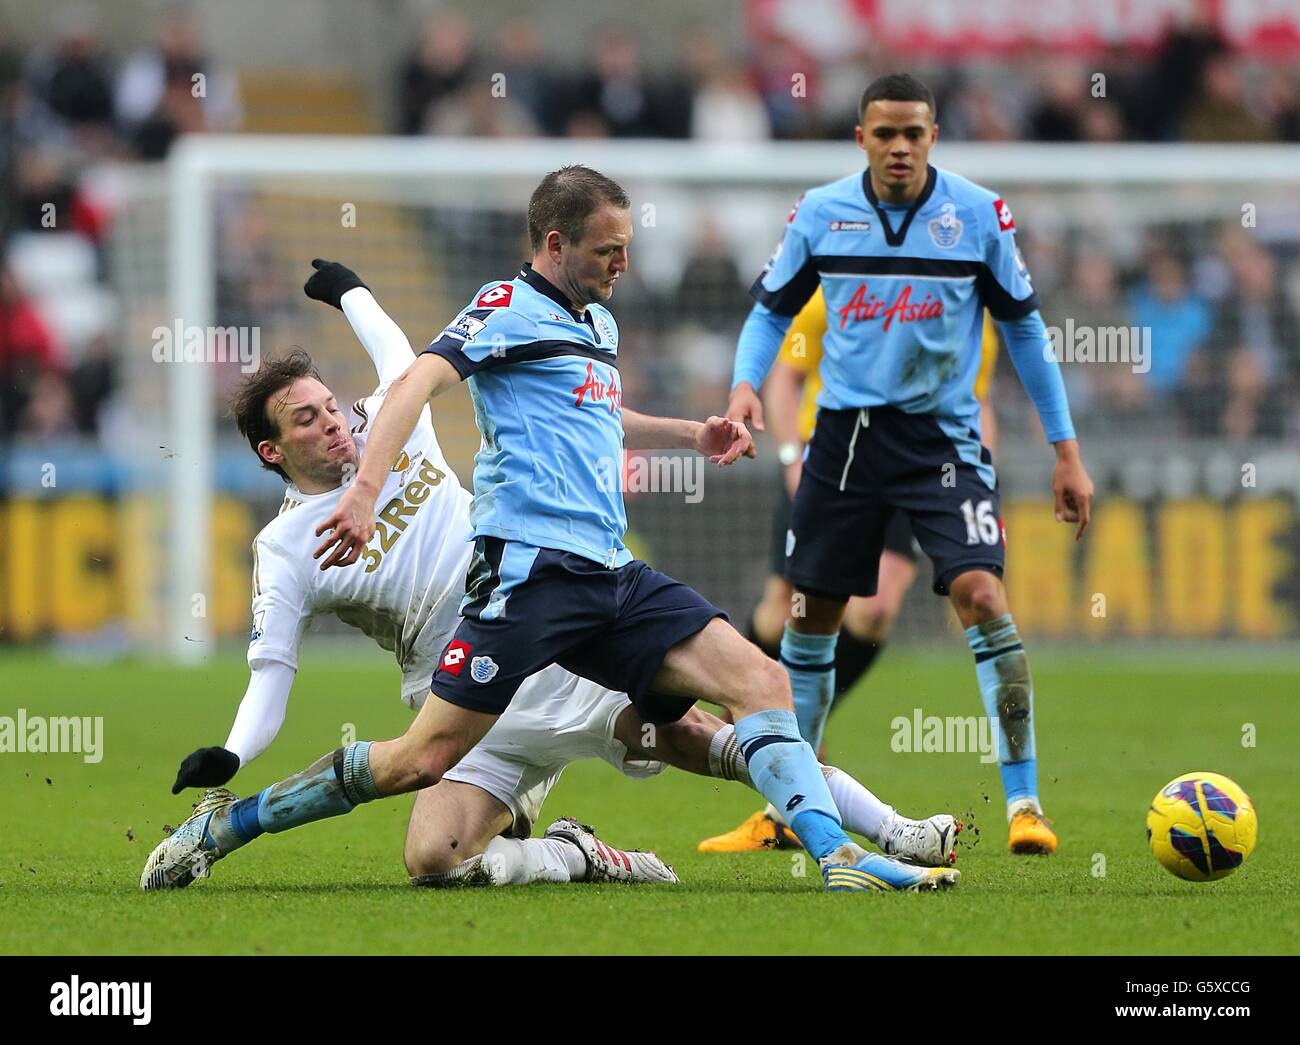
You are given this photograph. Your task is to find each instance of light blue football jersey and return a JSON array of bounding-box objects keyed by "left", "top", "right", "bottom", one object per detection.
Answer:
[
  {"left": 423, "top": 265, "right": 631, "bottom": 568},
  {"left": 751, "top": 164, "right": 1039, "bottom": 437}
]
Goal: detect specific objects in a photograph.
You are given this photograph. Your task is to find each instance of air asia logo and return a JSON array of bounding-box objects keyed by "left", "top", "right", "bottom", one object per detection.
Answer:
[
  {"left": 994, "top": 198, "right": 1016, "bottom": 231},
  {"left": 571, "top": 362, "right": 622, "bottom": 412},
  {"left": 441, "top": 639, "right": 472, "bottom": 676},
  {"left": 477, "top": 284, "right": 513, "bottom": 308},
  {"left": 837, "top": 282, "right": 944, "bottom": 331}
]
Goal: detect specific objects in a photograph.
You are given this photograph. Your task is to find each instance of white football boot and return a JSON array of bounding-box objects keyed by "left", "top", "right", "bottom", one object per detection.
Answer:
[
  {"left": 878, "top": 812, "right": 961, "bottom": 867},
  {"left": 543, "top": 817, "right": 679, "bottom": 884},
  {"left": 140, "top": 788, "right": 237, "bottom": 890}
]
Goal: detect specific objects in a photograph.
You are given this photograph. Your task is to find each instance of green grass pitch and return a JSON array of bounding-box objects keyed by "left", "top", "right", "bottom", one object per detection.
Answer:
[{"left": 1, "top": 647, "right": 1296, "bottom": 955}]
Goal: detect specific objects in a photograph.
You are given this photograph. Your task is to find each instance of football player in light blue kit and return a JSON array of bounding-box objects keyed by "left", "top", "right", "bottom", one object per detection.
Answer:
[
  {"left": 728, "top": 74, "right": 1095, "bottom": 855},
  {"left": 149, "top": 166, "right": 959, "bottom": 893}
]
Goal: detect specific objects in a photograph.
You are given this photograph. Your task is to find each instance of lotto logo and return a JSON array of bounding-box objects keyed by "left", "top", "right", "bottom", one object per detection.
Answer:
[
  {"left": 441, "top": 640, "right": 472, "bottom": 676},
  {"left": 476, "top": 284, "right": 514, "bottom": 308},
  {"left": 994, "top": 198, "right": 1015, "bottom": 231}
]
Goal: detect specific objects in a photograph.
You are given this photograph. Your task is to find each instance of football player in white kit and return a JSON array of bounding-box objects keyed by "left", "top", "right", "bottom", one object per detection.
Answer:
[{"left": 148, "top": 261, "right": 959, "bottom": 891}]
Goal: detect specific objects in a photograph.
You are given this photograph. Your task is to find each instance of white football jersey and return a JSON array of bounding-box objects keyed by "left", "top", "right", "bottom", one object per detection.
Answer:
[{"left": 247, "top": 380, "right": 473, "bottom": 708}]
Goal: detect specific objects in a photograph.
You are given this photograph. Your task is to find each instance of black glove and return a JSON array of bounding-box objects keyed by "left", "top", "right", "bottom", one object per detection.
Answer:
[
  {"left": 304, "top": 258, "right": 368, "bottom": 310},
  {"left": 172, "top": 746, "right": 241, "bottom": 794}
]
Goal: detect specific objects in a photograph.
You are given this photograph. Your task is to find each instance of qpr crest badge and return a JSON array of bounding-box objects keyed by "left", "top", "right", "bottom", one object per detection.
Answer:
[
  {"left": 470, "top": 655, "right": 499, "bottom": 684},
  {"left": 928, "top": 203, "right": 962, "bottom": 249}
]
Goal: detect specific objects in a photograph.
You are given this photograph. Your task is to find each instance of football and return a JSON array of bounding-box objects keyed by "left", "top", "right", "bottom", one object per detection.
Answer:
[{"left": 1146, "top": 772, "right": 1257, "bottom": 882}]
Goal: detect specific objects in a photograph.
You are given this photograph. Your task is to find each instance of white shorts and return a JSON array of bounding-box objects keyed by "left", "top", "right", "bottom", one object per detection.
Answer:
[{"left": 436, "top": 663, "right": 667, "bottom": 837}]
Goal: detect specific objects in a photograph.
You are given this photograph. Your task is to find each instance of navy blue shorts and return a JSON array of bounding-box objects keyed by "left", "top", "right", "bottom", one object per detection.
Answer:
[
  {"left": 768, "top": 471, "right": 918, "bottom": 576},
  {"left": 785, "top": 406, "right": 1005, "bottom": 598},
  {"left": 431, "top": 538, "right": 726, "bottom": 723}
]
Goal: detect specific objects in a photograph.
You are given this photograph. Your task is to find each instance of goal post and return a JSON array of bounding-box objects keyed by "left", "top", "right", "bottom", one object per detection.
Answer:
[{"left": 145, "top": 135, "right": 1300, "bottom": 661}]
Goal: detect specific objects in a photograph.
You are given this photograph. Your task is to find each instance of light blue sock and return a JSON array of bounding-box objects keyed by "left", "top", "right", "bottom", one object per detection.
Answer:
[
  {"left": 208, "top": 741, "right": 379, "bottom": 853},
  {"left": 733, "top": 709, "right": 849, "bottom": 860},
  {"left": 780, "top": 625, "right": 837, "bottom": 749},
  {"left": 964, "top": 614, "right": 1039, "bottom": 811}
]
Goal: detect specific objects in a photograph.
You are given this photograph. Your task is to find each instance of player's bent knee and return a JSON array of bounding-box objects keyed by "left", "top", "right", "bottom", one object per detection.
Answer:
[
  {"left": 738, "top": 654, "right": 792, "bottom": 716},
  {"left": 951, "top": 572, "right": 1006, "bottom": 622},
  {"left": 844, "top": 600, "right": 896, "bottom": 642},
  {"left": 404, "top": 842, "right": 464, "bottom": 879},
  {"left": 393, "top": 746, "right": 457, "bottom": 792}
]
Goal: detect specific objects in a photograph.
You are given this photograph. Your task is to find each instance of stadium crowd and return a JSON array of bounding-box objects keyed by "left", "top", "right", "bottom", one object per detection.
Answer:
[
  {"left": 1, "top": 6, "right": 1299, "bottom": 445},
  {"left": 393, "top": 9, "right": 1300, "bottom": 144}
]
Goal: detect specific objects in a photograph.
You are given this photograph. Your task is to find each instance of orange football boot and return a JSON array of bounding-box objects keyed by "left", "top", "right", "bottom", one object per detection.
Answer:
[
  {"left": 1008, "top": 811, "right": 1057, "bottom": 855},
  {"left": 697, "top": 810, "right": 802, "bottom": 853}
]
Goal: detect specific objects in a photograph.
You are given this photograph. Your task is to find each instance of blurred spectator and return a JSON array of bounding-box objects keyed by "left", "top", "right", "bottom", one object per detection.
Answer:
[
  {"left": 1078, "top": 100, "right": 1125, "bottom": 143},
  {"left": 68, "top": 332, "right": 114, "bottom": 435},
  {"left": 428, "top": 85, "right": 537, "bottom": 137},
  {"left": 1204, "top": 243, "right": 1299, "bottom": 438},
  {"left": 691, "top": 62, "right": 770, "bottom": 141},
  {"left": 562, "top": 31, "right": 688, "bottom": 138},
  {"left": 943, "top": 79, "right": 1017, "bottom": 142},
  {"left": 0, "top": 26, "right": 21, "bottom": 113},
  {"left": 18, "top": 369, "right": 77, "bottom": 436},
  {"left": 1127, "top": 250, "right": 1212, "bottom": 407},
  {"left": 1264, "top": 70, "right": 1300, "bottom": 142},
  {"left": 13, "top": 149, "right": 105, "bottom": 242},
  {"left": 563, "top": 109, "right": 611, "bottom": 138},
  {"left": 0, "top": 263, "right": 63, "bottom": 435},
  {"left": 1049, "top": 246, "right": 1145, "bottom": 415},
  {"left": 1026, "top": 63, "right": 1089, "bottom": 142},
  {"left": 665, "top": 222, "right": 748, "bottom": 420},
  {"left": 495, "top": 16, "right": 556, "bottom": 133},
  {"left": 26, "top": 9, "right": 114, "bottom": 133},
  {"left": 215, "top": 199, "right": 292, "bottom": 335},
  {"left": 130, "top": 78, "right": 208, "bottom": 159},
  {"left": 674, "top": 221, "right": 749, "bottom": 328},
  {"left": 398, "top": 9, "right": 475, "bottom": 135},
  {"left": 115, "top": 4, "right": 240, "bottom": 158},
  {"left": 1127, "top": 0, "right": 1227, "bottom": 140},
  {"left": 749, "top": 35, "right": 815, "bottom": 139},
  {"left": 1182, "top": 56, "right": 1273, "bottom": 142}
]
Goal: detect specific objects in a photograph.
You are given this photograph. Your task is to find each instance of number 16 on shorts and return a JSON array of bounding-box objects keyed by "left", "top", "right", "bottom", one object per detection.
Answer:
[{"left": 960, "top": 498, "right": 1002, "bottom": 546}]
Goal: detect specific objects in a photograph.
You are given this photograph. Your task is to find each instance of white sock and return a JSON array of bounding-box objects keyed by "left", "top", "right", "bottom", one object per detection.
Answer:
[
  {"left": 1007, "top": 796, "right": 1043, "bottom": 820},
  {"left": 709, "top": 725, "right": 784, "bottom": 822},
  {"left": 715, "top": 723, "right": 892, "bottom": 840},
  {"left": 706, "top": 723, "right": 752, "bottom": 787},
  {"left": 821, "top": 765, "right": 894, "bottom": 845},
  {"left": 482, "top": 836, "right": 587, "bottom": 885}
]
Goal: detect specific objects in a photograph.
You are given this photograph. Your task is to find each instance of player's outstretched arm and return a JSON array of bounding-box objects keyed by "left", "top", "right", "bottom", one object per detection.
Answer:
[
  {"left": 312, "top": 352, "right": 461, "bottom": 569},
  {"left": 306, "top": 258, "right": 417, "bottom": 382},
  {"left": 171, "top": 661, "right": 296, "bottom": 793},
  {"left": 622, "top": 408, "right": 755, "bottom": 464}
]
